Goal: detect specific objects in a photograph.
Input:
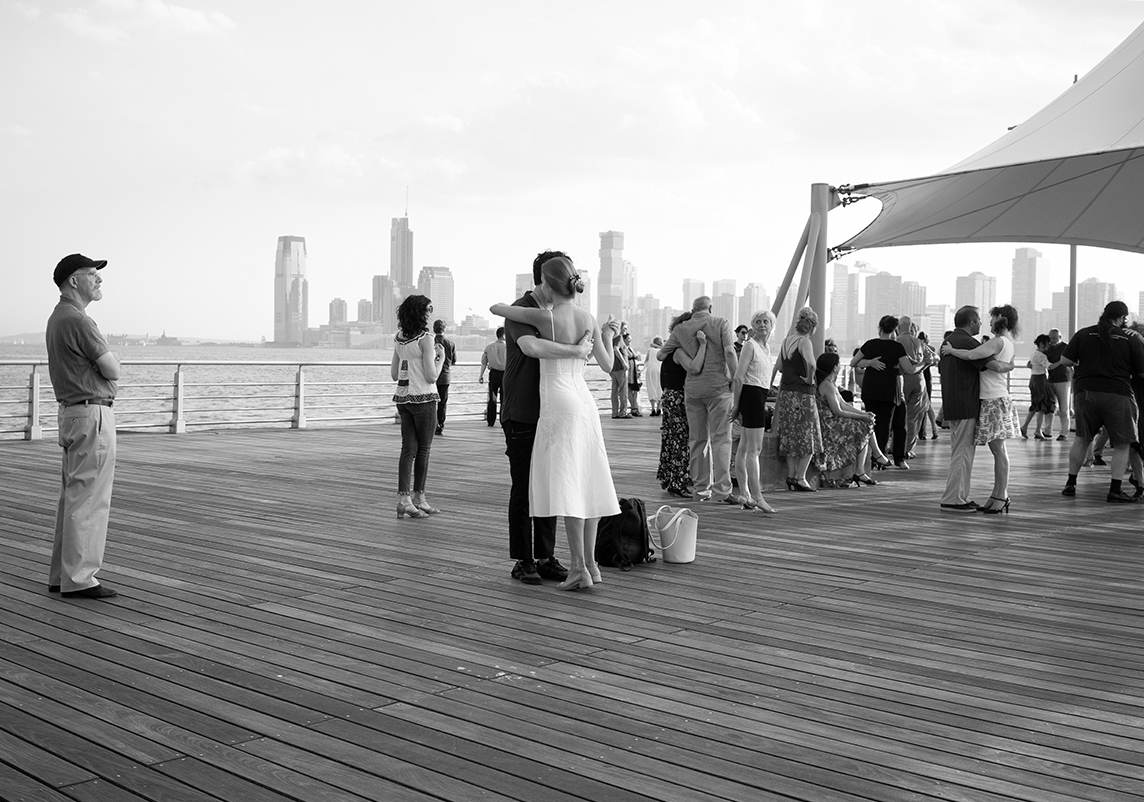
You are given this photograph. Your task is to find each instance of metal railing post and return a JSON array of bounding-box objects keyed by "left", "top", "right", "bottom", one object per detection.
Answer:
[
  {"left": 25, "top": 366, "right": 43, "bottom": 441},
  {"left": 169, "top": 365, "right": 186, "bottom": 433},
  {"left": 292, "top": 366, "right": 307, "bottom": 429}
]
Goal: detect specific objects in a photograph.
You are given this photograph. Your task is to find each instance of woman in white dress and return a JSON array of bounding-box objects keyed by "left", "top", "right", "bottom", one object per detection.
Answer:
[
  {"left": 645, "top": 337, "right": 663, "bottom": 416},
  {"left": 942, "top": 304, "right": 1020, "bottom": 514},
  {"left": 491, "top": 256, "right": 622, "bottom": 591}
]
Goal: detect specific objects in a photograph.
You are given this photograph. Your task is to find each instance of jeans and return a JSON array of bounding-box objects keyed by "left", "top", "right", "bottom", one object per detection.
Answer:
[
  {"left": 610, "top": 370, "right": 628, "bottom": 416},
  {"left": 503, "top": 419, "right": 557, "bottom": 561},
  {"left": 397, "top": 401, "right": 436, "bottom": 493},
  {"left": 435, "top": 383, "right": 450, "bottom": 429},
  {"left": 486, "top": 369, "right": 503, "bottom": 426}
]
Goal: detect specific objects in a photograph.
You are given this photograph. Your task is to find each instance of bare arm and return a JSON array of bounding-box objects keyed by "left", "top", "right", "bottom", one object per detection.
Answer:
[
  {"left": 517, "top": 334, "right": 591, "bottom": 360},
  {"left": 897, "top": 355, "right": 919, "bottom": 375},
  {"left": 591, "top": 320, "right": 618, "bottom": 372},
  {"left": 95, "top": 351, "right": 121, "bottom": 381},
  {"left": 491, "top": 302, "right": 550, "bottom": 330},
  {"left": 942, "top": 338, "right": 1002, "bottom": 361},
  {"left": 421, "top": 336, "right": 443, "bottom": 381},
  {"left": 390, "top": 349, "right": 400, "bottom": 382},
  {"left": 674, "top": 332, "right": 707, "bottom": 375}
]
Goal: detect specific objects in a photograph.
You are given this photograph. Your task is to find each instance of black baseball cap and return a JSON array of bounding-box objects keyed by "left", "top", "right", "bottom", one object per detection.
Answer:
[{"left": 54, "top": 253, "right": 107, "bottom": 287}]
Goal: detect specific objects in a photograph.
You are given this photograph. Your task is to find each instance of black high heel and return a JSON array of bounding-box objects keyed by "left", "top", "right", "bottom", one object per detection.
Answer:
[
  {"left": 785, "top": 477, "right": 796, "bottom": 490},
  {"left": 871, "top": 456, "right": 890, "bottom": 471},
  {"left": 667, "top": 487, "right": 693, "bottom": 499},
  {"left": 790, "top": 479, "right": 816, "bottom": 492},
  {"left": 978, "top": 495, "right": 1010, "bottom": 514},
  {"left": 853, "top": 474, "right": 877, "bottom": 486}
]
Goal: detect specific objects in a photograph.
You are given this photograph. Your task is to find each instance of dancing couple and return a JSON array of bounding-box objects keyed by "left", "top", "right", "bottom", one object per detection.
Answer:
[{"left": 492, "top": 254, "right": 621, "bottom": 591}]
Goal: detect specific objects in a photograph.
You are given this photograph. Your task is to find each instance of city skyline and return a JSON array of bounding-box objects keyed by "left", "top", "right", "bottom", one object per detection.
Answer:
[{"left": 6, "top": 3, "right": 1144, "bottom": 341}]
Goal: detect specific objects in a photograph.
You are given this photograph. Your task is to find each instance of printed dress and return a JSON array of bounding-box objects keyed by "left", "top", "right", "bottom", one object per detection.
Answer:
[{"left": 815, "top": 392, "right": 874, "bottom": 472}]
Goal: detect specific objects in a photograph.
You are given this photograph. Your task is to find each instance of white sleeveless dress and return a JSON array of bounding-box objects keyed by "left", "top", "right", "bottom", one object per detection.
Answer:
[{"left": 529, "top": 355, "right": 621, "bottom": 519}]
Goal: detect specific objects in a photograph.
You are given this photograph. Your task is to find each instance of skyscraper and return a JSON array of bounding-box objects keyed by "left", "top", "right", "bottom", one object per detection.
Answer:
[
  {"left": 739, "top": 282, "right": 769, "bottom": 328},
  {"left": 955, "top": 272, "right": 997, "bottom": 313},
  {"left": 713, "top": 293, "right": 736, "bottom": 323},
  {"left": 899, "top": 281, "right": 927, "bottom": 318},
  {"left": 865, "top": 271, "right": 902, "bottom": 323},
  {"left": 597, "top": 231, "right": 625, "bottom": 322},
  {"left": 417, "top": 266, "right": 455, "bottom": 324},
  {"left": 390, "top": 217, "right": 414, "bottom": 290},
  {"left": 373, "top": 275, "right": 401, "bottom": 334},
  {"left": 329, "top": 298, "right": 347, "bottom": 325},
  {"left": 274, "top": 235, "right": 308, "bottom": 345},
  {"left": 829, "top": 264, "right": 859, "bottom": 353},
  {"left": 357, "top": 299, "right": 373, "bottom": 323},
  {"left": 682, "top": 279, "right": 705, "bottom": 310},
  {"left": 1011, "top": 247, "right": 1049, "bottom": 336},
  {"left": 515, "top": 273, "right": 533, "bottom": 299},
  {"left": 1077, "top": 277, "right": 1117, "bottom": 327}
]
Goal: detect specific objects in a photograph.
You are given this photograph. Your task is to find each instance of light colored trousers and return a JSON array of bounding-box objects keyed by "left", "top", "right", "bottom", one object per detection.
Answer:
[
  {"left": 609, "top": 370, "right": 628, "bottom": 416},
  {"left": 685, "top": 392, "right": 734, "bottom": 498},
  {"left": 1046, "top": 381, "right": 1071, "bottom": 436},
  {"left": 51, "top": 405, "right": 116, "bottom": 592},
  {"left": 903, "top": 375, "right": 928, "bottom": 454},
  {"left": 941, "top": 417, "right": 977, "bottom": 505}
]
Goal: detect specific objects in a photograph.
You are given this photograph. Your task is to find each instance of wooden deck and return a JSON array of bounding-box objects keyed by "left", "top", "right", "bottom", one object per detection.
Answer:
[{"left": 1, "top": 417, "right": 1142, "bottom": 802}]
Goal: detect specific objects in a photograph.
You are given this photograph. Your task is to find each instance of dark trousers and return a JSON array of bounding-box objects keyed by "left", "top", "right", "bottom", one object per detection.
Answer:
[
  {"left": 435, "top": 383, "right": 449, "bottom": 429},
  {"left": 867, "top": 399, "right": 907, "bottom": 463},
  {"left": 486, "top": 369, "right": 503, "bottom": 426},
  {"left": 503, "top": 419, "right": 557, "bottom": 561},
  {"left": 397, "top": 401, "right": 436, "bottom": 493}
]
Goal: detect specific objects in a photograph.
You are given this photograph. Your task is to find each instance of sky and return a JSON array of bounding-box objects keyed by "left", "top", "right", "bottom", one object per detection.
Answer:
[{"left": 3, "top": 0, "right": 1144, "bottom": 341}]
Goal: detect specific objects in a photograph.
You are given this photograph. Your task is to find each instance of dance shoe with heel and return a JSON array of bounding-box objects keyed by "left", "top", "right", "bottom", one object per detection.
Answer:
[
  {"left": 744, "top": 496, "right": 775, "bottom": 513},
  {"left": 558, "top": 567, "right": 593, "bottom": 592},
  {"left": 871, "top": 456, "right": 891, "bottom": 471},
  {"left": 852, "top": 474, "right": 878, "bottom": 486},
  {"left": 412, "top": 496, "right": 440, "bottom": 515},
  {"left": 396, "top": 496, "right": 428, "bottom": 519},
  {"left": 978, "top": 496, "right": 1010, "bottom": 514},
  {"left": 587, "top": 562, "right": 603, "bottom": 584}
]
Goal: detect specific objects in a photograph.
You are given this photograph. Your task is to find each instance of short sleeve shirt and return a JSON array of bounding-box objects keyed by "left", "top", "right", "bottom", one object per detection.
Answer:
[
  {"left": 1063, "top": 325, "right": 1144, "bottom": 396},
  {"left": 1046, "top": 342, "right": 1070, "bottom": 382},
  {"left": 501, "top": 291, "right": 544, "bottom": 424},
  {"left": 45, "top": 297, "right": 117, "bottom": 406},
  {"left": 661, "top": 311, "right": 734, "bottom": 399},
  {"left": 858, "top": 338, "right": 907, "bottom": 403}
]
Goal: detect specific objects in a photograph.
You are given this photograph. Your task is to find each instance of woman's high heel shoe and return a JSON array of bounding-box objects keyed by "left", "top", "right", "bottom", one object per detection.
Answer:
[
  {"left": 744, "top": 496, "right": 775, "bottom": 513},
  {"left": 785, "top": 477, "right": 796, "bottom": 490},
  {"left": 396, "top": 498, "right": 428, "bottom": 519},
  {"left": 872, "top": 456, "right": 891, "bottom": 471},
  {"left": 978, "top": 495, "right": 1011, "bottom": 514},
  {"left": 413, "top": 496, "right": 440, "bottom": 515},
  {"left": 558, "top": 568, "right": 593, "bottom": 591},
  {"left": 587, "top": 562, "right": 603, "bottom": 584},
  {"left": 853, "top": 474, "right": 877, "bottom": 486},
  {"left": 790, "top": 479, "right": 816, "bottom": 492}
]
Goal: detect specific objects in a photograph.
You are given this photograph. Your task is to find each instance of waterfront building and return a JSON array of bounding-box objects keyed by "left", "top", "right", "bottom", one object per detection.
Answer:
[
  {"left": 1011, "top": 247, "right": 1050, "bottom": 339},
  {"left": 515, "top": 273, "right": 533, "bottom": 299},
  {"left": 274, "top": 235, "right": 308, "bottom": 346},
  {"left": 713, "top": 293, "right": 736, "bottom": 324},
  {"left": 417, "top": 266, "right": 455, "bottom": 324},
  {"left": 739, "top": 282, "right": 769, "bottom": 330},
  {"left": 829, "top": 264, "right": 859, "bottom": 352},
  {"left": 865, "top": 271, "right": 902, "bottom": 323},
  {"left": 924, "top": 304, "right": 954, "bottom": 343},
  {"left": 597, "top": 231, "right": 625, "bottom": 323},
  {"left": 1139, "top": 291, "right": 1144, "bottom": 321},
  {"left": 682, "top": 279, "right": 705, "bottom": 310},
  {"left": 357, "top": 299, "right": 373, "bottom": 323},
  {"left": 955, "top": 271, "right": 997, "bottom": 313},
  {"left": 1078, "top": 277, "right": 1117, "bottom": 327},
  {"left": 390, "top": 217, "right": 414, "bottom": 290},
  {"left": 329, "top": 298, "right": 348, "bottom": 325},
  {"left": 900, "top": 281, "right": 927, "bottom": 319},
  {"left": 373, "top": 275, "right": 401, "bottom": 335}
]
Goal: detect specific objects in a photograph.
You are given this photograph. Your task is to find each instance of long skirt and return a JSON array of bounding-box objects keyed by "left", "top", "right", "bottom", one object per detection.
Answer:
[
  {"left": 776, "top": 388, "right": 823, "bottom": 457},
  {"left": 656, "top": 389, "right": 690, "bottom": 491}
]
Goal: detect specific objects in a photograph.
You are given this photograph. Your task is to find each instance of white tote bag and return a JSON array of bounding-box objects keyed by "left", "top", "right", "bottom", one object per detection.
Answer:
[{"left": 648, "top": 505, "right": 698, "bottom": 563}]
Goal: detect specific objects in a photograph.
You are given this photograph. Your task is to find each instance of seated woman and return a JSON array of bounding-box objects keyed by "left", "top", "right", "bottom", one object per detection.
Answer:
[
  {"left": 814, "top": 353, "right": 878, "bottom": 487},
  {"left": 490, "top": 256, "right": 621, "bottom": 591}
]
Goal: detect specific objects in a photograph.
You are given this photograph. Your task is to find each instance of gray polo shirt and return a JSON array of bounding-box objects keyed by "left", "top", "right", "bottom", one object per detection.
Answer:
[{"left": 46, "top": 297, "right": 117, "bottom": 406}]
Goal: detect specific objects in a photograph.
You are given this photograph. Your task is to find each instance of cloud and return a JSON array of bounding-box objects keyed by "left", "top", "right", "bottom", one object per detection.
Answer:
[
  {"left": 52, "top": 8, "right": 129, "bottom": 45},
  {"left": 4, "top": 125, "right": 34, "bottom": 138},
  {"left": 52, "top": 0, "right": 234, "bottom": 43},
  {"left": 13, "top": 2, "right": 41, "bottom": 18}
]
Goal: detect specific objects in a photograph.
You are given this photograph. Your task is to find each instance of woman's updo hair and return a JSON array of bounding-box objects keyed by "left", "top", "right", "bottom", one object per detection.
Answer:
[
  {"left": 988, "top": 304, "right": 1019, "bottom": 337},
  {"left": 815, "top": 352, "right": 840, "bottom": 386},
  {"left": 540, "top": 256, "right": 583, "bottom": 297},
  {"left": 878, "top": 314, "right": 899, "bottom": 335},
  {"left": 794, "top": 306, "right": 818, "bottom": 335},
  {"left": 396, "top": 294, "right": 432, "bottom": 337},
  {"left": 1033, "top": 333, "right": 1051, "bottom": 348},
  {"left": 669, "top": 311, "right": 693, "bottom": 332}
]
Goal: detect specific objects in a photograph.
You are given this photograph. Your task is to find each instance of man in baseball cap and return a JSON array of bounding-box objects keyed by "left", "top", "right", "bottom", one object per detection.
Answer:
[{"left": 45, "top": 252, "right": 121, "bottom": 598}]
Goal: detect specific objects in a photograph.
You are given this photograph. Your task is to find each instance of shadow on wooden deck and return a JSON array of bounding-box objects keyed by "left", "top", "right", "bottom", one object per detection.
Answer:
[{"left": 1, "top": 417, "right": 1142, "bottom": 801}]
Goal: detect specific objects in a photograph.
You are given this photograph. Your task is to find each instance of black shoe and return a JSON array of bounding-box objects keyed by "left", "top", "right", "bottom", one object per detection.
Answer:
[
  {"left": 48, "top": 584, "right": 60, "bottom": 593},
  {"left": 1057, "top": 435, "right": 1067, "bottom": 441},
  {"left": 1107, "top": 491, "right": 1137, "bottom": 503},
  {"left": 61, "top": 584, "right": 118, "bottom": 599},
  {"left": 536, "top": 557, "right": 569, "bottom": 582},
  {"left": 435, "top": 426, "right": 444, "bottom": 436},
  {"left": 667, "top": 487, "right": 693, "bottom": 498},
  {"left": 511, "top": 559, "right": 542, "bottom": 585},
  {"left": 1061, "top": 485, "right": 1076, "bottom": 497},
  {"left": 1092, "top": 455, "right": 1107, "bottom": 466}
]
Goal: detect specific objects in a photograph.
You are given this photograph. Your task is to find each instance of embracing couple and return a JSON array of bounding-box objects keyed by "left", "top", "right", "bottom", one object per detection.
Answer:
[{"left": 492, "top": 251, "right": 621, "bottom": 592}]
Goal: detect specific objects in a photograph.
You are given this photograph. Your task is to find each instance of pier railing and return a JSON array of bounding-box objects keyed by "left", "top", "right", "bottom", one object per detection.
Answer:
[
  {"left": 0, "top": 359, "right": 1037, "bottom": 440},
  {"left": 0, "top": 360, "right": 617, "bottom": 440}
]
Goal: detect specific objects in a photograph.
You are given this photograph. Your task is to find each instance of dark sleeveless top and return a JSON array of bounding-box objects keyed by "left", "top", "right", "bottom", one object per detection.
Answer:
[
  {"left": 660, "top": 352, "right": 687, "bottom": 392},
  {"left": 779, "top": 344, "right": 814, "bottom": 395}
]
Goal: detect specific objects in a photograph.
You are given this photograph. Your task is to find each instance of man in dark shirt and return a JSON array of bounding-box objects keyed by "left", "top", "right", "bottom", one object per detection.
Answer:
[
  {"left": 1059, "top": 301, "right": 1144, "bottom": 503},
  {"left": 1044, "top": 327, "right": 1071, "bottom": 440},
  {"left": 937, "top": 306, "right": 988, "bottom": 511},
  {"left": 45, "top": 254, "right": 122, "bottom": 598},
  {"left": 432, "top": 320, "right": 456, "bottom": 435},
  {"left": 500, "top": 250, "right": 591, "bottom": 584}
]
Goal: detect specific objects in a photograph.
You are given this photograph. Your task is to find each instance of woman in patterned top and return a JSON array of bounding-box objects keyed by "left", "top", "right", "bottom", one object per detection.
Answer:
[{"left": 391, "top": 294, "right": 445, "bottom": 519}]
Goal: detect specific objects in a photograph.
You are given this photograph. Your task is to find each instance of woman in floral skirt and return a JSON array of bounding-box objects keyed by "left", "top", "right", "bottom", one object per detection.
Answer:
[{"left": 656, "top": 313, "right": 707, "bottom": 498}]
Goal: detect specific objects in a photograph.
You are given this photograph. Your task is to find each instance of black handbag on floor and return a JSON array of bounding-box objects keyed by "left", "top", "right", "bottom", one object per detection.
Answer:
[{"left": 595, "top": 497, "right": 655, "bottom": 571}]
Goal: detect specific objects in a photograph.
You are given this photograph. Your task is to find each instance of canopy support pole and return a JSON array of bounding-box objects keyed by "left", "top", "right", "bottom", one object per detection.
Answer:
[
  {"left": 1068, "top": 245, "right": 1078, "bottom": 337},
  {"left": 807, "top": 183, "right": 833, "bottom": 353},
  {"left": 771, "top": 217, "right": 811, "bottom": 322}
]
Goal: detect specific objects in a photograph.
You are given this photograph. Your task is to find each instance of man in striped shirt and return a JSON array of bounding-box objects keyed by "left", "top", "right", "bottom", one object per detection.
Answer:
[{"left": 938, "top": 306, "right": 987, "bottom": 512}]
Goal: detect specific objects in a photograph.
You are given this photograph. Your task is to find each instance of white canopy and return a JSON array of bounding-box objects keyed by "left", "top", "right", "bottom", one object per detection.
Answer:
[{"left": 834, "top": 20, "right": 1144, "bottom": 256}]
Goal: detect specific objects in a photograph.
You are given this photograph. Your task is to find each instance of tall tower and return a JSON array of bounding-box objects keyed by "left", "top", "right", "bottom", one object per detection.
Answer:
[
  {"left": 373, "top": 274, "right": 400, "bottom": 334},
  {"left": 955, "top": 272, "right": 997, "bottom": 313},
  {"left": 390, "top": 217, "right": 414, "bottom": 290},
  {"left": 1011, "top": 247, "right": 1049, "bottom": 337},
  {"left": 899, "top": 281, "right": 927, "bottom": 318},
  {"left": 865, "top": 271, "right": 902, "bottom": 324},
  {"left": 357, "top": 299, "right": 373, "bottom": 322},
  {"left": 829, "top": 264, "right": 857, "bottom": 352},
  {"left": 1077, "top": 277, "right": 1116, "bottom": 327},
  {"left": 739, "top": 282, "right": 769, "bottom": 328},
  {"left": 597, "top": 231, "right": 625, "bottom": 323},
  {"left": 329, "top": 298, "right": 347, "bottom": 325},
  {"left": 274, "top": 235, "right": 308, "bottom": 345},
  {"left": 417, "top": 266, "right": 456, "bottom": 325},
  {"left": 682, "top": 279, "right": 705, "bottom": 310}
]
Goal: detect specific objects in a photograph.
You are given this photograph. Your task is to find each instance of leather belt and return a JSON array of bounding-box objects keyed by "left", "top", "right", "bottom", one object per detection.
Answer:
[{"left": 67, "top": 399, "right": 114, "bottom": 407}]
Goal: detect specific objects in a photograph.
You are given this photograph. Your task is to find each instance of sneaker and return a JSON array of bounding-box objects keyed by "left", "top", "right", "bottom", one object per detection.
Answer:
[
  {"left": 511, "top": 559, "right": 542, "bottom": 585},
  {"left": 1061, "top": 485, "right": 1076, "bottom": 497},
  {"left": 536, "top": 557, "right": 569, "bottom": 582},
  {"left": 1107, "top": 491, "right": 1137, "bottom": 503}
]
